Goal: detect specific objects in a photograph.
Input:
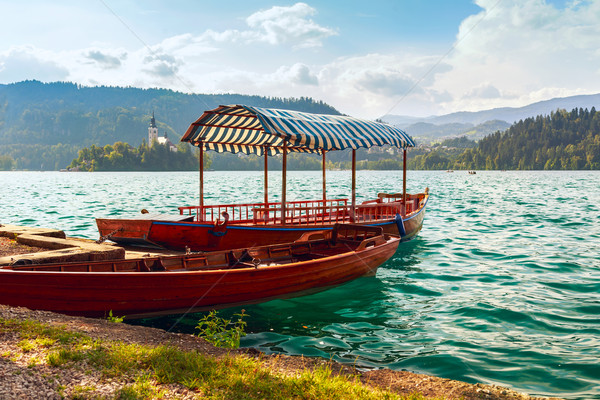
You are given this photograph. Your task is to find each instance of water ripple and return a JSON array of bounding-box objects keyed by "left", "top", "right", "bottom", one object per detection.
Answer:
[{"left": 2, "top": 170, "right": 600, "bottom": 399}]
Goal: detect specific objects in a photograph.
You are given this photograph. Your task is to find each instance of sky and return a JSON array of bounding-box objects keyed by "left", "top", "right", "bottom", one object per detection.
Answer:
[{"left": 1, "top": 0, "right": 599, "bottom": 119}]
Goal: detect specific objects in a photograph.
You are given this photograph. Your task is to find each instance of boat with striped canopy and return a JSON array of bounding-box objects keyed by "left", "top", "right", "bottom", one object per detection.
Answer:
[{"left": 96, "top": 105, "right": 429, "bottom": 251}]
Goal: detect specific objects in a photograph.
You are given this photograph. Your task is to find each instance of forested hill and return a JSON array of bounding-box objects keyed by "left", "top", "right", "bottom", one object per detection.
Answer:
[
  {"left": 412, "top": 107, "right": 600, "bottom": 170},
  {"left": 0, "top": 80, "right": 339, "bottom": 170}
]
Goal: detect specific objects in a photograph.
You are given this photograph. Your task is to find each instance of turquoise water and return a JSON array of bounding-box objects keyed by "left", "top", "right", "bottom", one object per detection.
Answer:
[{"left": 1, "top": 170, "right": 599, "bottom": 399}]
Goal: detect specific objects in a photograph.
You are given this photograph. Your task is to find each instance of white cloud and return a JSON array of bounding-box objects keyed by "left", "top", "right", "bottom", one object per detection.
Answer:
[
  {"left": 85, "top": 50, "right": 125, "bottom": 69},
  {"left": 276, "top": 63, "right": 318, "bottom": 86},
  {"left": 2, "top": 1, "right": 600, "bottom": 119},
  {"left": 154, "top": 34, "right": 219, "bottom": 57},
  {"left": 310, "top": 54, "right": 453, "bottom": 117},
  {"left": 0, "top": 46, "right": 69, "bottom": 83},
  {"left": 194, "top": 3, "right": 336, "bottom": 49},
  {"left": 431, "top": 0, "right": 600, "bottom": 112},
  {"left": 244, "top": 3, "right": 337, "bottom": 48},
  {"left": 464, "top": 83, "right": 501, "bottom": 99}
]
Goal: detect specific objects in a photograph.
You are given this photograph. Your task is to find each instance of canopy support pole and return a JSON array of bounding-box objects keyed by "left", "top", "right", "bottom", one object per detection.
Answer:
[
  {"left": 351, "top": 149, "right": 356, "bottom": 222},
  {"left": 199, "top": 142, "right": 204, "bottom": 222},
  {"left": 402, "top": 149, "right": 407, "bottom": 217},
  {"left": 264, "top": 147, "right": 268, "bottom": 206},
  {"left": 322, "top": 151, "right": 327, "bottom": 218},
  {"left": 281, "top": 144, "right": 287, "bottom": 225}
]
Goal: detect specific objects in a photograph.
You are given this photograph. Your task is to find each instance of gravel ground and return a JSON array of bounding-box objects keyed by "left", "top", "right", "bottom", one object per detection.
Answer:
[{"left": 0, "top": 236, "right": 46, "bottom": 258}]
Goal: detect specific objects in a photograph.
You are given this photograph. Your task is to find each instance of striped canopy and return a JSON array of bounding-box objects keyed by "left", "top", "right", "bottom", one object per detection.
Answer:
[{"left": 181, "top": 104, "right": 415, "bottom": 155}]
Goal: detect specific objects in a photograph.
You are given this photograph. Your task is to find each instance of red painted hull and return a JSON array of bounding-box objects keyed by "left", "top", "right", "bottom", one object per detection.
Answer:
[
  {"left": 0, "top": 232, "right": 399, "bottom": 318},
  {"left": 96, "top": 194, "right": 428, "bottom": 251}
]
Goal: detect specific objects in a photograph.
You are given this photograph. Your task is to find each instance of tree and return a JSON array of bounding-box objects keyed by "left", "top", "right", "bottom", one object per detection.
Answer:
[{"left": 0, "top": 155, "right": 13, "bottom": 170}]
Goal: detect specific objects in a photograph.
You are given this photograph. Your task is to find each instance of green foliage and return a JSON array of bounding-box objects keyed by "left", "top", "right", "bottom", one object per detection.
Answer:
[
  {"left": 209, "top": 152, "right": 323, "bottom": 171},
  {"left": 408, "top": 107, "right": 600, "bottom": 170},
  {"left": 0, "top": 143, "right": 79, "bottom": 170},
  {"left": 196, "top": 310, "right": 248, "bottom": 349},
  {"left": 115, "top": 376, "right": 166, "bottom": 400},
  {"left": 438, "top": 136, "right": 478, "bottom": 149},
  {"left": 1, "top": 318, "right": 85, "bottom": 345},
  {"left": 70, "top": 385, "right": 97, "bottom": 400},
  {"left": 107, "top": 310, "right": 125, "bottom": 323},
  {"left": 0, "top": 80, "right": 340, "bottom": 170},
  {"left": 0, "top": 154, "right": 14, "bottom": 170},
  {"left": 68, "top": 141, "right": 202, "bottom": 171},
  {"left": 48, "top": 347, "right": 87, "bottom": 366}
]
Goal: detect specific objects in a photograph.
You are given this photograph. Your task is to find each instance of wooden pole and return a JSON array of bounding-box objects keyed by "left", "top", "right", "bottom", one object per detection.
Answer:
[
  {"left": 322, "top": 151, "right": 327, "bottom": 202},
  {"left": 199, "top": 142, "right": 204, "bottom": 222},
  {"left": 402, "top": 149, "right": 407, "bottom": 217},
  {"left": 322, "top": 151, "right": 327, "bottom": 221},
  {"left": 281, "top": 144, "right": 287, "bottom": 225},
  {"left": 264, "top": 147, "right": 269, "bottom": 206},
  {"left": 351, "top": 149, "right": 356, "bottom": 222}
]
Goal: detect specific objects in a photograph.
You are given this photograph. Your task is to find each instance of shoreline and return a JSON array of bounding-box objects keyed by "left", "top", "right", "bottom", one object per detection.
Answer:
[{"left": 0, "top": 305, "right": 561, "bottom": 400}]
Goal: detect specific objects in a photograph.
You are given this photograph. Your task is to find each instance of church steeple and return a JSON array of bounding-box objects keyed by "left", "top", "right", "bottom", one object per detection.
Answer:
[{"left": 148, "top": 111, "right": 158, "bottom": 143}]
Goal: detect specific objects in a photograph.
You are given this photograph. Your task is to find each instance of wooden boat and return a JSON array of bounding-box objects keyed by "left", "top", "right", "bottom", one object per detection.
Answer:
[
  {"left": 97, "top": 105, "right": 429, "bottom": 251},
  {"left": 97, "top": 191, "right": 427, "bottom": 251},
  {"left": 0, "top": 224, "right": 399, "bottom": 318}
]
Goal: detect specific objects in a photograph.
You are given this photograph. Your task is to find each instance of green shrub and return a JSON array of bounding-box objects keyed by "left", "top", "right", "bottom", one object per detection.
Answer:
[{"left": 196, "top": 310, "right": 248, "bottom": 349}]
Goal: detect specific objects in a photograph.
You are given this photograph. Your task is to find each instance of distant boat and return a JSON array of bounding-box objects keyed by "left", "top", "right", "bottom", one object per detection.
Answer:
[
  {"left": 468, "top": 171, "right": 477, "bottom": 175},
  {"left": 0, "top": 224, "right": 399, "bottom": 318},
  {"left": 97, "top": 105, "right": 429, "bottom": 251},
  {"left": 446, "top": 169, "right": 454, "bottom": 173}
]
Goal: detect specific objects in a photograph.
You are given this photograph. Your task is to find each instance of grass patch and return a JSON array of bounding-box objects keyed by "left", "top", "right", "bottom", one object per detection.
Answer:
[
  {"left": 114, "top": 376, "right": 166, "bottom": 400},
  {"left": 18, "top": 336, "right": 56, "bottom": 353},
  {"left": 48, "top": 347, "right": 87, "bottom": 366},
  {"left": 1, "top": 316, "right": 441, "bottom": 400},
  {"left": 71, "top": 385, "right": 97, "bottom": 400},
  {"left": 1, "top": 318, "right": 85, "bottom": 345}
]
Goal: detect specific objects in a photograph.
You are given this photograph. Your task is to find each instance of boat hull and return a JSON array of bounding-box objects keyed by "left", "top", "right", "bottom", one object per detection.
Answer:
[
  {"left": 147, "top": 219, "right": 404, "bottom": 251},
  {"left": 0, "top": 234, "right": 399, "bottom": 318}
]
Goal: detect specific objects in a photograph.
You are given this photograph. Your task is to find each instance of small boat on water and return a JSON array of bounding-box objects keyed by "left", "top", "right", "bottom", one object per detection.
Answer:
[
  {"left": 97, "top": 105, "right": 429, "bottom": 251},
  {"left": 0, "top": 224, "right": 399, "bottom": 318}
]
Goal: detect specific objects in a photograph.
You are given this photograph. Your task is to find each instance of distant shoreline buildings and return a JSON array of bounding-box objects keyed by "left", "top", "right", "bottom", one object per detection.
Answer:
[{"left": 148, "top": 112, "right": 177, "bottom": 152}]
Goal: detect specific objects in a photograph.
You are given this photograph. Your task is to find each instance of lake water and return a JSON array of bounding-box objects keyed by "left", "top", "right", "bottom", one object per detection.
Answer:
[{"left": 1, "top": 170, "right": 598, "bottom": 399}]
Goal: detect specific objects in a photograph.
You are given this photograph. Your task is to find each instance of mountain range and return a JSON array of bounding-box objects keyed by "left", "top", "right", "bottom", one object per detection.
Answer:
[
  {"left": 382, "top": 93, "right": 600, "bottom": 143},
  {"left": 2, "top": 80, "right": 600, "bottom": 171}
]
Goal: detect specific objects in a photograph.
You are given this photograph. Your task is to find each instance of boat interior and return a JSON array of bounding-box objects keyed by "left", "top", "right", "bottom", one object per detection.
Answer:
[{"left": 4, "top": 224, "right": 395, "bottom": 273}]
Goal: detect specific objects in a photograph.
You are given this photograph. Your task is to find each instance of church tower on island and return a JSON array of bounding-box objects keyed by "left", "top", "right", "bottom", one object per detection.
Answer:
[
  {"left": 147, "top": 112, "right": 178, "bottom": 152},
  {"left": 148, "top": 112, "right": 159, "bottom": 144}
]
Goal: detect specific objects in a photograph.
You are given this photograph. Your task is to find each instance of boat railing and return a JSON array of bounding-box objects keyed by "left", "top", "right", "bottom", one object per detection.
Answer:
[
  {"left": 354, "top": 202, "right": 403, "bottom": 222},
  {"left": 253, "top": 201, "right": 349, "bottom": 225},
  {"left": 179, "top": 194, "right": 422, "bottom": 224},
  {"left": 179, "top": 198, "right": 349, "bottom": 224},
  {"left": 254, "top": 201, "right": 406, "bottom": 224},
  {"left": 179, "top": 201, "right": 273, "bottom": 223},
  {"left": 372, "top": 192, "right": 425, "bottom": 215}
]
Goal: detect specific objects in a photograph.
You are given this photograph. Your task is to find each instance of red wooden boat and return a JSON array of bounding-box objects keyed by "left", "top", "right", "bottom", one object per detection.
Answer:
[
  {"left": 96, "top": 191, "right": 428, "bottom": 251},
  {"left": 96, "top": 105, "right": 429, "bottom": 251},
  {"left": 0, "top": 224, "right": 399, "bottom": 318}
]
